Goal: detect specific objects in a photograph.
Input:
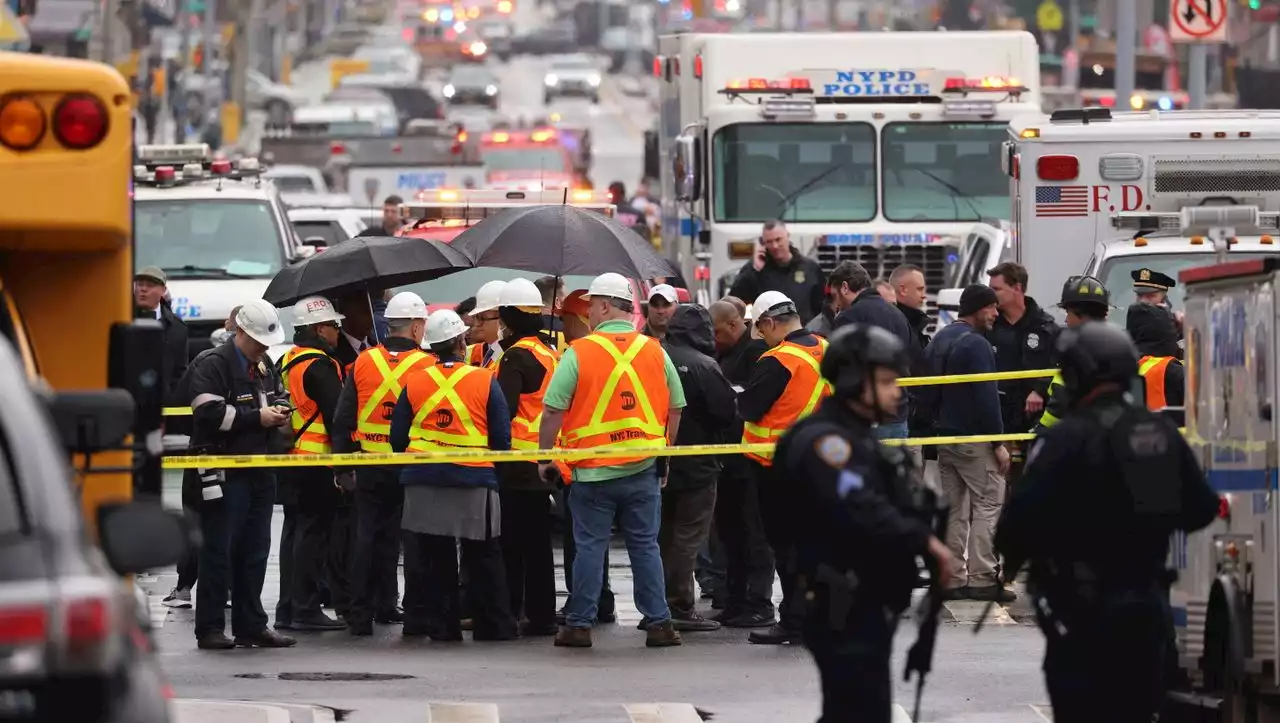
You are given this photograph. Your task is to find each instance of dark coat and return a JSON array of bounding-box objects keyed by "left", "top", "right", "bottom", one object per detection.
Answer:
[
  {"left": 727, "top": 245, "right": 826, "bottom": 324},
  {"left": 663, "top": 305, "right": 739, "bottom": 488}
]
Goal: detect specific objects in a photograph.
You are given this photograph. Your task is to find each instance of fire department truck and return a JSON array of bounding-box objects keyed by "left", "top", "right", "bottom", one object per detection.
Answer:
[
  {"left": 967, "top": 108, "right": 1280, "bottom": 322},
  {"left": 655, "top": 30, "right": 1041, "bottom": 308},
  {"left": 477, "top": 128, "right": 582, "bottom": 192}
]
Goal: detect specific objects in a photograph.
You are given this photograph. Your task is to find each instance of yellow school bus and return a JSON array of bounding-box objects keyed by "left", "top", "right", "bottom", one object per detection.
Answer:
[{"left": 0, "top": 51, "right": 144, "bottom": 531}]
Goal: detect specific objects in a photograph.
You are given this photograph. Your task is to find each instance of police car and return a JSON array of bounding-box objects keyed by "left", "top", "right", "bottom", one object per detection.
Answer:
[{"left": 133, "top": 144, "right": 314, "bottom": 360}]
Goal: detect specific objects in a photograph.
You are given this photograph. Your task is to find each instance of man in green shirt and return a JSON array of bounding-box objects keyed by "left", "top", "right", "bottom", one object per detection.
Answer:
[{"left": 537, "top": 273, "right": 687, "bottom": 649}]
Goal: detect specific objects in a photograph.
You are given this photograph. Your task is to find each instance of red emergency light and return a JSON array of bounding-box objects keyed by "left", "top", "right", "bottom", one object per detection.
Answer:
[
  {"left": 1219, "top": 496, "right": 1231, "bottom": 520},
  {"left": 1036, "top": 155, "right": 1079, "bottom": 181},
  {"left": 693, "top": 54, "right": 702, "bottom": 79},
  {"left": 209, "top": 159, "right": 232, "bottom": 175},
  {"left": 653, "top": 56, "right": 664, "bottom": 78},
  {"left": 330, "top": 141, "right": 347, "bottom": 155},
  {"left": 943, "top": 76, "right": 1024, "bottom": 91},
  {"left": 1180, "top": 257, "right": 1277, "bottom": 285},
  {"left": 153, "top": 166, "right": 176, "bottom": 182},
  {"left": 725, "top": 77, "right": 811, "bottom": 91}
]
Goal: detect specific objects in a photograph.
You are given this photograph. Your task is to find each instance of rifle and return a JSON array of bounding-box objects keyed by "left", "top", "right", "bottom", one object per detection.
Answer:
[{"left": 902, "top": 489, "right": 948, "bottom": 722}]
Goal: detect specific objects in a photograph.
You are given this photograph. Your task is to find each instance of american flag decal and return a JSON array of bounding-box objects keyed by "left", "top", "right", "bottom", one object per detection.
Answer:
[{"left": 1035, "top": 185, "right": 1089, "bottom": 217}]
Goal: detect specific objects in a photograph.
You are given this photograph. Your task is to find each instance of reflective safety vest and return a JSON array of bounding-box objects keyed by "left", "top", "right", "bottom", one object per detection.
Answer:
[
  {"left": 1139, "top": 355, "right": 1176, "bottom": 411},
  {"left": 405, "top": 361, "right": 494, "bottom": 468},
  {"left": 1037, "top": 369, "right": 1067, "bottom": 430},
  {"left": 467, "top": 342, "right": 501, "bottom": 370},
  {"left": 742, "top": 337, "right": 832, "bottom": 466},
  {"left": 352, "top": 345, "right": 434, "bottom": 452},
  {"left": 560, "top": 330, "right": 670, "bottom": 470},
  {"left": 280, "top": 346, "right": 342, "bottom": 455},
  {"left": 500, "top": 337, "right": 560, "bottom": 451}
]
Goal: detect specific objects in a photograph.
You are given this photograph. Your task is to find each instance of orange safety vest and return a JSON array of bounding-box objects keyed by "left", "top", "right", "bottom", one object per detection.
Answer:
[
  {"left": 1139, "top": 355, "right": 1176, "bottom": 411},
  {"left": 742, "top": 337, "right": 832, "bottom": 466},
  {"left": 468, "top": 342, "right": 501, "bottom": 369},
  {"left": 500, "top": 337, "right": 560, "bottom": 451},
  {"left": 352, "top": 345, "right": 434, "bottom": 452},
  {"left": 560, "top": 330, "right": 670, "bottom": 470},
  {"left": 280, "top": 346, "right": 342, "bottom": 455},
  {"left": 404, "top": 361, "right": 494, "bottom": 468}
]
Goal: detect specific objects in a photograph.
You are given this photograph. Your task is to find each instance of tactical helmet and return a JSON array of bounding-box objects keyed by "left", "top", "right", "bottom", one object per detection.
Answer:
[
  {"left": 820, "top": 324, "right": 910, "bottom": 400},
  {"left": 1059, "top": 275, "right": 1110, "bottom": 309},
  {"left": 1056, "top": 321, "right": 1140, "bottom": 397}
]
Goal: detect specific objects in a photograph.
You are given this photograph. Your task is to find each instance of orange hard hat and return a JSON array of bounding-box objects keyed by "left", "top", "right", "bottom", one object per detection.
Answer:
[{"left": 559, "top": 289, "right": 590, "bottom": 318}]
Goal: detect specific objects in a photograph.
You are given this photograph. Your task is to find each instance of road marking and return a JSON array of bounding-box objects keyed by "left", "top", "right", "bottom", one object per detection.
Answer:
[
  {"left": 1030, "top": 704, "right": 1054, "bottom": 722},
  {"left": 891, "top": 704, "right": 913, "bottom": 722},
  {"left": 624, "top": 703, "right": 705, "bottom": 723},
  {"left": 424, "top": 702, "right": 500, "bottom": 723},
  {"left": 170, "top": 699, "right": 293, "bottom": 723}
]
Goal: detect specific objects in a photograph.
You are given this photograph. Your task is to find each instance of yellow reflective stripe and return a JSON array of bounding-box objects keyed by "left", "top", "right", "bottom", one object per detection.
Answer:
[
  {"left": 360, "top": 441, "right": 393, "bottom": 452},
  {"left": 511, "top": 339, "right": 558, "bottom": 434},
  {"left": 1138, "top": 357, "right": 1162, "bottom": 376},
  {"left": 289, "top": 409, "right": 328, "bottom": 434},
  {"left": 357, "top": 348, "right": 428, "bottom": 432},
  {"left": 743, "top": 420, "right": 783, "bottom": 438},
  {"left": 407, "top": 365, "right": 487, "bottom": 448},
  {"left": 280, "top": 347, "right": 326, "bottom": 393},
  {"left": 510, "top": 437, "right": 541, "bottom": 450},
  {"left": 565, "top": 334, "right": 662, "bottom": 442},
  {"left": 294, "top": 440, "right": 331, "bottom": 454}
]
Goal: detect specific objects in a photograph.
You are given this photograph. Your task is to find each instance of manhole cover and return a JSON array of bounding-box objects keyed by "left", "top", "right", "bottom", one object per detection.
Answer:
[{"left": 279, "top": 672, "right": 414, "bottom": 682}]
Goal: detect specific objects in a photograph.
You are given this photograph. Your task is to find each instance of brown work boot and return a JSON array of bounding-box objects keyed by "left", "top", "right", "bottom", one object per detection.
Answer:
[
  {"left": 553, "top": 626, "right": 592, "bottom": 648},
  {"left": 645, "top": 620, "right": 683, "bottom": 648}
]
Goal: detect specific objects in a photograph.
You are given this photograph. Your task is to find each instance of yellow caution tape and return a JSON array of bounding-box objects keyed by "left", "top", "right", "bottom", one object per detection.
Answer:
[{"left": 160, "top": 368, "right": 1060, "bottom": 417}]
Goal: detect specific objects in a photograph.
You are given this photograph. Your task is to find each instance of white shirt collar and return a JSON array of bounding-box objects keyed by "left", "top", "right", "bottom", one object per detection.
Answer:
[{"left": 343, "top": 330, "right": 366, "bottom": 351}]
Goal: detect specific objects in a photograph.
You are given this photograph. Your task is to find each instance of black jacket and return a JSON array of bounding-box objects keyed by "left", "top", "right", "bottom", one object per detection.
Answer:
[
  {"left": 138, "top": 303, "right": 190, "bottom": 402},
  {"left": 897, "top": 302, "right": 933, "bottom": 433},
  {"left": 185, "top": 341, "right": 288, "bottom": 457},
  {"left": 989, "top": 297, "right": 1059, "bottom": 433},
  {"left": 495, "top": 332, "right": 557, "bottom": 491},
  {"left": 728, "top": 246, "right": 826, "bottom": 324},
  {"left": 663, "top": 306, "right": 738, "bottom": 488},
  {"left": 717, "top": 326, "right": 767, "bottom": 387},
  {"left": 277, "top": 338, "right": 346, "bottom": 508},
  {"left": 1128, "top": 303, "right": 1186, "bottom": 408},
  {"left": 832, "top": 291, "right": 915, "bottom": 423}
]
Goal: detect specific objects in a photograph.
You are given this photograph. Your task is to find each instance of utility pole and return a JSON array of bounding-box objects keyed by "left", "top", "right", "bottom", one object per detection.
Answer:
[
  {"left": 100, "top": 0, "right": 117, "bottom": 63},
  {"left": 1114, "top": 0, "right": 1136, "bottom": 107},
  {"left": 1188, "top": 43, "right": 1207, "bottom": 109},
  {"left": 228, "top": 0, "right": 250, "bottom": 142},
  {"left": 1068, "top": 0, "right": 1080, "bottom": 52}
]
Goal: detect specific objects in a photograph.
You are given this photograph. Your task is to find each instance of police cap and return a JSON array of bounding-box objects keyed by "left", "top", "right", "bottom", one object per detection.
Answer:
[
  {"left": 1059, "top": 275, "right": 1110, "bottom": 309},
  {"left": 821, "top": 324, "right": 910, "bottom": 399},
  {"left": 1055, "top": 321, "right": 1140, "bottom": 396},
  {"left": 1132, "top": 267, "right": 1176, "bottom": 294}
]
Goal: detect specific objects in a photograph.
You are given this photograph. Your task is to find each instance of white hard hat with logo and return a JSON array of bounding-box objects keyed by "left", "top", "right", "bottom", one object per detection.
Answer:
[
  {"left": 236, "top": 299, "right": 287, "bottom": 346},
  {"left": 583, "top": 272, "right": 633, "bottom": 303},
  {"left": 290, "top": 296, "right": 345, "bottom": 327},
  {"left": 753, "top": 290, "right": 796, "bottom": 319},
  {"left": 426, "top": 309, "right": 468, "bottom": 345},
  {"left": 473, "top": 280, "right": 508, "bottom": 314},
  {"left": 385, "top": 291, "right": 429, "bottom": 320},
  {"left": 499, "top": 277, "right": 543, "bottom": 308}
]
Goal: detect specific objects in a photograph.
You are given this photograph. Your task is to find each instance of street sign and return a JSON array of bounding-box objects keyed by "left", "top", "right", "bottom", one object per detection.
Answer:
[
  {"left": 1036, "top": 0, "right": 1063, "bottom": 32},
  {"left": 1170, "top": 0, "right": 1228, "bottom": 43}
]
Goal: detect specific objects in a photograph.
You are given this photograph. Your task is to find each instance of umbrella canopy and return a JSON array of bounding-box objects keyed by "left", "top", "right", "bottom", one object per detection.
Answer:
[
  {"left": 449, "top": 205, "right": 678, "bottom": 280},
  {"left": 263, "top": 236, "right": 471, "bottom": 306}
]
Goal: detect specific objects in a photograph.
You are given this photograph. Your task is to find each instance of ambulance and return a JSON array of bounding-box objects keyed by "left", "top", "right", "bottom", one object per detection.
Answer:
[
  {"left": 477, "top": 128, "right": 580, "bottom": 192},
  {"left": 974, "top": 108, "right": 1280, "bottom": 323},
  {"left": 1169, "top": 252, "right": 1280, "bottom": 721},
  {"left": 655, "top": 31, "right": 1041, "bottom": 308}
]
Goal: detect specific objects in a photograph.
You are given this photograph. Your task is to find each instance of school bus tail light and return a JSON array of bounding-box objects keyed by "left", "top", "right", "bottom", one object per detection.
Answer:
[
  {"left": 0, "top": 95, "right": 47, "bottom": 151},
  {"left": 53, "top": 94, "right": 108, "bottom": 150},
  {"left": 1036, "top": 154, "right": 1079, "bottom": 181}
]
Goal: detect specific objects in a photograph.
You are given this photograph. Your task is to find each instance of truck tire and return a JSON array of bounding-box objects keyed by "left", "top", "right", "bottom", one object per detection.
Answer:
[{"left": 1205, "top": 576, "right": 1258, "bottom": 723}]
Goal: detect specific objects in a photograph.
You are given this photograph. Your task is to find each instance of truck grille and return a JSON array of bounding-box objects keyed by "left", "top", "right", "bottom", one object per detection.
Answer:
[{"left": 186, "top": 320, "right": 224, "bottom": 361}]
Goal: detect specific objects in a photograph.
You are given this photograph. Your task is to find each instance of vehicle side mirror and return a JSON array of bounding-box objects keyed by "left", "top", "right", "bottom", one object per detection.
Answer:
[
  {"left": 97, "top": 502, "right": 192, "bottom": 575},
  {"left": 673, "top": 133, "right": 700, "bottom": 202},
  {"left": 935, "top": 287, "right": 963, "bottom": 311},
  {"left": 294, "top": 245, "right": 318, "bottom": 261},
  {"left": 303, "top": 236, "right": 329, "bottom": 248},
  {"left": 45, "top": 390, "right": 136, "bottom": 454}
]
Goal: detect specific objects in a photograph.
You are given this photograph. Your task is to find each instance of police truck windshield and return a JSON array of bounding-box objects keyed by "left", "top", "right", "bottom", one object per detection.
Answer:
[
  {"left": 881, "top": 122, "right": 1008, "bottom": 222},
  {"left": 1099, "top": 252, "right": 1275, "bottom": 323},
  {"left": 135, "top": 200, "right": 285, "bottom": 278},
  {"left": 481, "top": 146, "right": 570, "bottom": 173},
  {"left": 713, "top": 122, "right": 876, "bottom": 223}
]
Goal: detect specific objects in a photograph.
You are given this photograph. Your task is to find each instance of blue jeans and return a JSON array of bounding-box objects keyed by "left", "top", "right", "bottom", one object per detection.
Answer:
[
  {"left": 874, "top": 421, "right": 909, "bottom": 441},
  {"left": 566, "top": 468, "right": 670, "bottom": 628}
]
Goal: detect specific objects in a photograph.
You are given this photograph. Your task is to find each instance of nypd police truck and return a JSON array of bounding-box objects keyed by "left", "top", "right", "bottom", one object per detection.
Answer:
[{"left": 655, "top": 30, "right": 1041, "bottom": 309}]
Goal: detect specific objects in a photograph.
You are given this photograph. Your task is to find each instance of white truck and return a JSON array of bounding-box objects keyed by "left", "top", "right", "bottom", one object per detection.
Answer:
[
  {"left": 954, "top": 109, "right": 1280, "bottom": 324},
  {"left": 655, "top": 30, "right": 1041, "bottom": 308}
]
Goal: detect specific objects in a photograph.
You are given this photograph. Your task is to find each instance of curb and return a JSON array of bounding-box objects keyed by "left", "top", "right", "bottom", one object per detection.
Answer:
[{"left": 170, "top": 700, "right": 293, "bottom": 723}]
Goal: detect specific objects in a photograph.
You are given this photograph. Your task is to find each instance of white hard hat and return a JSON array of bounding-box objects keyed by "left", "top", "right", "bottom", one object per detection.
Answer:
[
  {"left": 426, "top": 309, "right": 468, "bottom": 345},
  {"left": 385, "top": 291, "right": 429, "bottom": 320},
  {"left": 290, "top": 296, "right": 344, "bottom": 327},
  {"left": 754, "top": 290, "right": 796, "bottom": 319},
  {"left": 744, "top": 304, "right": 755, "bottom": 321},
  {"left": 473, "top": 280, "right": 508, "bottom": 314},
  {"left": 499, "top": 277, "right": 543, "bottom": 308},
  {"left": 236, "top": 299, "right": 286, "bottom": 346},
  {"left": 584, "top": 272, "right": 633, "bottom": 303}
]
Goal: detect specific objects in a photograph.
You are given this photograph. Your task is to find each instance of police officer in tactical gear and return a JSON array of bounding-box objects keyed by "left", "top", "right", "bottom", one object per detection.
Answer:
[
  {"left": 1037, "top": 275, "right": 1111, "bottom": 431},
  {"left": 775, "top": 324, "right": 954, "bottom": 722},
  {"left": 994, "top": 322, "right": 1219, "bottom": 723}
]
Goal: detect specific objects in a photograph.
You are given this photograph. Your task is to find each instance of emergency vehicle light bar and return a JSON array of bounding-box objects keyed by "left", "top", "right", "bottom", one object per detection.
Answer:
[
  {"left": 136, "top": 143, "right": 212, "bottom": 165},
  {"left": 722, "top": 78, "right": 813, "bottom": 93},
  {"left": 942, "top": 77, "right": 1026, "bottom": 93},
  {"left": 1112, "top": 206, "right": 1279, "bottom": 233},
  {"left": 409, "top": 188, "right": 610, "bottom": 205},
  {"left": 132, "top": 155, "right": 263, "bottom": 185},
  {"left": 1180, "top": 257, "right": 1280, "bottom": 285}
]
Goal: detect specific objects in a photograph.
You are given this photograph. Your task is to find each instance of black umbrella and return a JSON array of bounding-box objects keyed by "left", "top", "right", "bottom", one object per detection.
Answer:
[
  {"left": 449, "top": 204, "right": 678, "bottom": 279},
  {"left": 263, "top": 236, "right": 471, "bottom": 306}
]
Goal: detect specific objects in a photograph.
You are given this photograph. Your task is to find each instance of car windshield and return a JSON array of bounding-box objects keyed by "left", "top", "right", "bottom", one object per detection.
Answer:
[
  {"left": 292, "top": 220, "right": 347, "bottom": 247},
  {"left": 269, "top": 175, "right": 318, "bottom": 193},
  {"left": 451, "top": 67, "right": 495, "bottom": 86},
  {"left": 136, "top": 199, "right": 284, "bottom": 278},
  {"left": 1079, "top": 62, "right": 1166, "bottom": 91},
  {"left": 1097, "top": 251, "right": 1278, "bottom": 326},
  {"left": 397, "top": 269, "right": 595, "bottom": 306},
  {"left": 552, "top": 57, "right": 594, "bottom": 71},
  {"left": 713, "top": 122, "right": 876, "bottom": 222},
  {"left": 881, "top": 122, "right": 1009, "bottom": 222},
  {"left": 481, "top": 146, "right": 569, "bottom": 173}
]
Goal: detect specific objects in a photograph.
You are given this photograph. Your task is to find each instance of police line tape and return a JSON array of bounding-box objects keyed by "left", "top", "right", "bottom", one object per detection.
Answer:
[
  {"left": 158, "top": 368, "right": 1060, "bottom": 417},
  {"left": 161, "top": 434, "right": 1042, "bottom": 469}
]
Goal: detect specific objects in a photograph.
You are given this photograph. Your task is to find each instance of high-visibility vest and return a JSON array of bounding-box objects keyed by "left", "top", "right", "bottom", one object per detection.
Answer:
[
  {"left": 1139, "top": 355, "right": 1176, "bottom": 411},
  {"left": 560, "top": 330, "right": 670, "bottom": 470},
  {"left": 1037, "top": 369, "right": 1067, "bottom": 429},
  {"left": 280, "top": 346, "right": 342, "bottom": 455},
  {"left": 405, "top": 361, "right": 494, "bottom": 468},
  {"left": 467, "top": 342, "right": 500, "bottom": 370},
  {"left": 500, "top": 336, "right": 560, "bottom": 451},
  {"left": 352, "top": 345, "right": 434, "bottom": 452},
  {"left": 742, "top": 337, "right": 832, "bottom": 466}
]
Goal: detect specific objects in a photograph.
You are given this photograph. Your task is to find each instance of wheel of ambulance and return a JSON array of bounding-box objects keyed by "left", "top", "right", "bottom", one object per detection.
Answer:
[{"left": 1204, "top": 577, "right": 1258, "bottom": 723}]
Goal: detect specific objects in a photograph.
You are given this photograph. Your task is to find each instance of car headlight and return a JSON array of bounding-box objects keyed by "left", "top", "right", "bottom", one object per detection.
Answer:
[
  {"left": 443, "top": 84, "right": 455, "bottom": 98},
  {"left": 485, "top": 84, "right": 498, "bottom": 96},
  {"left": 587, "top": 74, "right": 601, "bottom": 86},
  {"left": 544, "top": 74, "right": 558, "bottom": 86},
  {"left": 470, "top": 41, "right": 487, "bottom": 55}
]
